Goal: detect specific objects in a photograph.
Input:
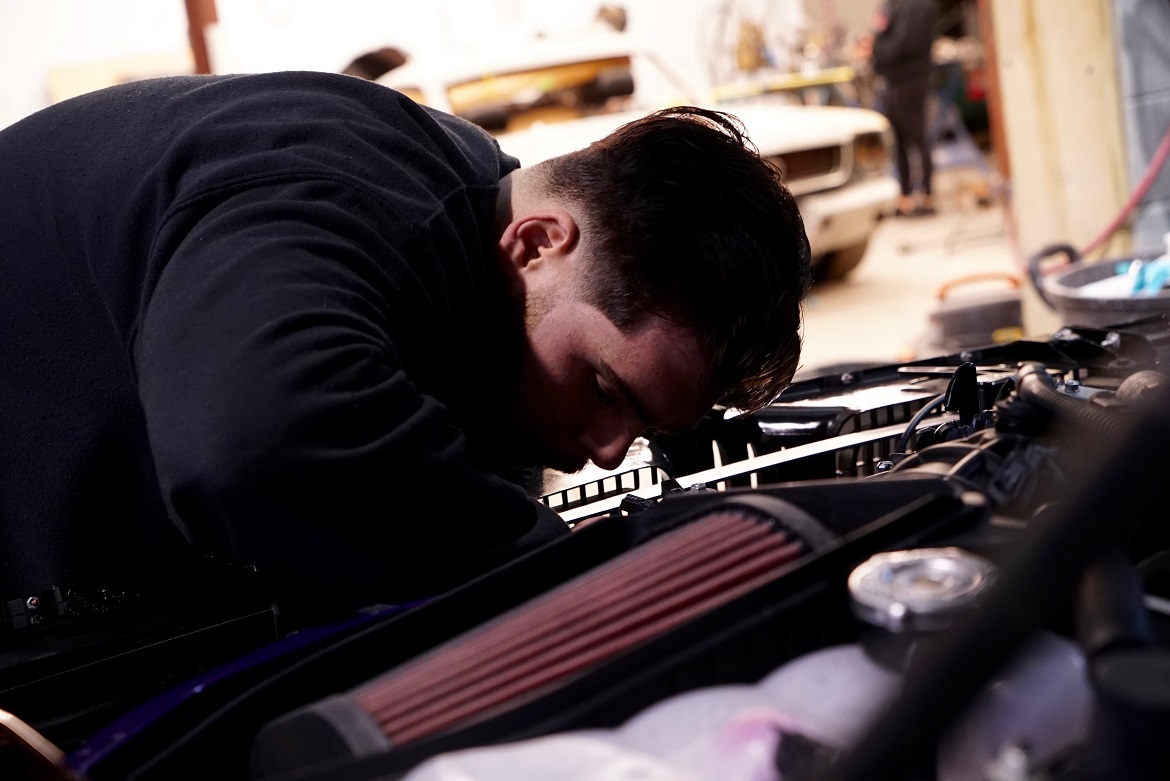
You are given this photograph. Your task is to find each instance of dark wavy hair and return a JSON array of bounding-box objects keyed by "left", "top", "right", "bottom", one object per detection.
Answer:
[{"left": 537, "top": 106, "right": 811, "bottom": 411}]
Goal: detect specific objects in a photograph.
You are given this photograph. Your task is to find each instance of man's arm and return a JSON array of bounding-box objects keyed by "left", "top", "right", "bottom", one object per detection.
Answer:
[{"left": 135, "top": 178, "right": 565, "bottom": 608}]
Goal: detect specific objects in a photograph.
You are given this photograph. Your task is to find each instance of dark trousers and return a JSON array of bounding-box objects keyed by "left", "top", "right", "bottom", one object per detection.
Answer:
[{"left": 883, "top": 73, "right": 933, "bottom": 197}]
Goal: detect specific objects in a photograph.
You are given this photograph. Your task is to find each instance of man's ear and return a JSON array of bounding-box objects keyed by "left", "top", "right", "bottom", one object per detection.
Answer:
[{"left": 496, "top": 209, "right": 579, "bottom": 274}]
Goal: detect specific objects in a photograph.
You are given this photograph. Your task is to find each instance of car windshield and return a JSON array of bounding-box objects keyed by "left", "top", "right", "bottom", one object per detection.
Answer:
[
  {"left": 387, "top": 44, "right": 704, "bottom": 135},
  {"left": 445, "top": 56, "right": 636, "bottom": 133}
]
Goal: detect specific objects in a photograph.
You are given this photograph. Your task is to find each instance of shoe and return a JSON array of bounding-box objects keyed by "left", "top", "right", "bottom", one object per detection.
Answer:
[{"left": 894, "top": 196, "right": 917, "bottom": 217}]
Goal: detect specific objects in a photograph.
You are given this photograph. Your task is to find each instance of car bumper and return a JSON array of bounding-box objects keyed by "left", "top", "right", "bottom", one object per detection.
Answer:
[{"left": 797, "top": 177, "right": 900, "bottom": 256}]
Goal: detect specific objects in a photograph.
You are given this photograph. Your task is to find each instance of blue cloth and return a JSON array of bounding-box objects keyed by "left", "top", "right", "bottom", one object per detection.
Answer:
[{"left": 1126, "top": 256, "right": 1170, "bottom": 294}]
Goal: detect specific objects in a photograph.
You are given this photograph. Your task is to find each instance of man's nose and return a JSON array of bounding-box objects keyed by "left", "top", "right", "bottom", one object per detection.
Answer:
[
  {"left": 589, "top": 438, "right": 636, "bottom": 470},
  {"left": 584, "top": 416, "right": 642, "bottom": 471}
]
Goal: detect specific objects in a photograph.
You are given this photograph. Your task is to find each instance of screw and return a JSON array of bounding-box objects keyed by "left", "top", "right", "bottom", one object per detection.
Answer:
[
  {"left": 840, "top": 372, "right": 855, "bottom": 385},
  {"left": 876, "top": 460, "right": 894, "bottom": 472},
  {"left": 26, "top": 596, "right": 40, "bottom": 610},
  {"left": 984, "top": 743, "right": 1032, "bottom": 781},
  {"left": 1065, "top": 379, "right": 1080, "bottom": 393}
]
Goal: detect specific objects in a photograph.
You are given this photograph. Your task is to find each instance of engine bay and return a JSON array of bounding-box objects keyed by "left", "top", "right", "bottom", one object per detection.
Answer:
[{"left": 5, "top": 317, "right": 1170, "bottom": 781}]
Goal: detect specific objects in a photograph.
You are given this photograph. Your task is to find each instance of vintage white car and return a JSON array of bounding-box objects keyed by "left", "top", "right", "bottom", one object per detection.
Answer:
[{"left": 380, "top": 34, "right": 898, "bottom": 278}]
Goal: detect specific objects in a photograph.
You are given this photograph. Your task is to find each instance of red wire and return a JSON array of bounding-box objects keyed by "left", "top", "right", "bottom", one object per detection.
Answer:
[{"left": 1080, "top": 122, "right": 1170, "bottom": 258}]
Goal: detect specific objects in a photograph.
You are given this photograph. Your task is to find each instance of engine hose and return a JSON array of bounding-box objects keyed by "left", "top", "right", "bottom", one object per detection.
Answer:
[
  {"left": 827, "top": 362, "right": 1170, "bottom": 781},
  {"left": 1076, "top": 547, "right": 1153, "bottom": 660},
  {"left": 895, "top": 393, "right": 947, "bottom": 453},
  {"left": 1010, "top": 362, "right": 1126, "bottom": 437}
]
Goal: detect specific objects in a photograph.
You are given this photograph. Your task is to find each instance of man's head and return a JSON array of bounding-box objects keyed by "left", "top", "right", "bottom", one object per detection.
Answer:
[{"left": 496, "top": 106, "right": 811, "bottom": 472}]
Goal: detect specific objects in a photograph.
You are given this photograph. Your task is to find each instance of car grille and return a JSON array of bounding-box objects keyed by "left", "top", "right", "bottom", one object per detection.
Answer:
[{"left": 770, "top": 145, "right": 845, "bottom": 194}]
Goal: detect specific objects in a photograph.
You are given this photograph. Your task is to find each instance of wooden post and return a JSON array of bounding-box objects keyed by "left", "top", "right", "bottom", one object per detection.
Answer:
[
  {"left": 975, "top": 0, "right": 1009, "bottom": 183},
  {"left": 184, "top": 0, "right": 219, "bottom": 75},
  {"left": 987, "top": 0, "right": 1130, "bottom": 333}
]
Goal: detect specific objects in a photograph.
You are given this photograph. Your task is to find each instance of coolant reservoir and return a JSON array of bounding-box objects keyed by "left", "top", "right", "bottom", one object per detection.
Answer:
[
  {"left": 757, "top": 644, "right": 902, "bottom": 747},
  {"left": 750, "top": 634, "right": 1090, "bottom": 781},
  {"left": 848, "top": 546, "right": 997, "bottom": 669},
  {"left": 399, "top": 733, "right": 702, "bottom": 781},
  {"left": 619, "top": 685, "right": 777, "bottom": 753},
  {"left": 751, "top": 548, "right": 1091, "bottom": 779},
  {"left": 618, "top": 685, "right": 795, "bottom": 780},
  {"left": 938, "top": 631, "right": 1092, "bottom": 781},
  {"left": 844, "top": 547, "right": 1092, "bottom": 780}
]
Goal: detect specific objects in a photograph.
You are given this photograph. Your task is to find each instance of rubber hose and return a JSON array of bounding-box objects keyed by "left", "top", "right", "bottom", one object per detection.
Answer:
[
  {"left": 895, "top": 393, "right": 947, "bottom": 453},
  {"left": 1076, "top": 547, "right": 1153, "bottom": 660},
  {"left": 1013, "top": 362, "right": 1125, "bottom": 437},
  {"left": 826, "top": 363, "right": 1170, "bottom": 781}
]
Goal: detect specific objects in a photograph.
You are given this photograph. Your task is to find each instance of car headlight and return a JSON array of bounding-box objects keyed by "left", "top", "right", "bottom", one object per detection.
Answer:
[{"left": 852, "top": 131, "right": 892, "bottom": 179}]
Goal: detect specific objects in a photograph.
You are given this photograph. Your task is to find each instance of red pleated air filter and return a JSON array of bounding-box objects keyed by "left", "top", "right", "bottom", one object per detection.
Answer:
[{"left": 349, "top": 504, "right": 809, "bottom": 746}]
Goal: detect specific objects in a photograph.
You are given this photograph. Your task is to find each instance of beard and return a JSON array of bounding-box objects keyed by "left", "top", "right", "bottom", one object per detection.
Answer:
[
  {"left": 504, "top": 284, "right": 587, "bottom": 473},
  {"left": 524, "top": 281, "right": 554, "bottom": 333},
  {"left": 534, "top": 450, "right": 589, "bottom": 475}
]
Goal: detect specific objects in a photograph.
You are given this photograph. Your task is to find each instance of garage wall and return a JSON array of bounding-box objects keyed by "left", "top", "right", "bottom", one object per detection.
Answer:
[
  {"left": 0, "top": 0, "right": 190, "bottom": 130},
  {"left": 206, "top": 0, "right": 600, "bottom": 75},
  {"left": 0, "top": 0, "right": 817, "bottom": 131},
  {"left": 207, "top": 0, "right": 808, "bottom": 98},
  {"left": 991, "top": 0, "right": 1130, "bottom": 252},
  {"left": 989, "top": 0, "right": 1131, "bottom": 333},
  {"left": 0, "top": 0, "right": 604, "bottom": 130}
]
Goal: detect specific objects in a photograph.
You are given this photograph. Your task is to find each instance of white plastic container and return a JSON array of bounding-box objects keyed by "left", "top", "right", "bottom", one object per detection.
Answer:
[
  {"left": 938, "top": 632, "right": 1092, "bottom": 781},
  {"left": 758, "top": 644, "right": 902, "bottom": 748},
  {"left": 399, "top": 733, "right": 701, "bottom": 781},
  {"left": 618, "top": 685, "right": 795, "bottom": 781}
]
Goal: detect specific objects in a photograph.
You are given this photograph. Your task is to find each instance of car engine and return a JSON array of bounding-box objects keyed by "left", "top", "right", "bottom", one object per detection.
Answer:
[{"left": 5, "top": 318, "right": 1170, "bottom": 781}]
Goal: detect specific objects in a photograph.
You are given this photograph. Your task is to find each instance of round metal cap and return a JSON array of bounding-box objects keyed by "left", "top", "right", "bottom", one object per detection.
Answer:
[{"left": 848, "top": 547, "right": 997, "bottom": 633}]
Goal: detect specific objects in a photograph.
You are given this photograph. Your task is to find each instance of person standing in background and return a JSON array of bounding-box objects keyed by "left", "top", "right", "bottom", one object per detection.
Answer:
[{"left": 872, "top": 0, "right": 938, "bottom": 216}]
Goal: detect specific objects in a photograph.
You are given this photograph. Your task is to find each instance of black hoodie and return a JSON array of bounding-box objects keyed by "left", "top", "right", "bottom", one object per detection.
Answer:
[{"left": 0, "top": 72, "right": 565, "bottom": 609}]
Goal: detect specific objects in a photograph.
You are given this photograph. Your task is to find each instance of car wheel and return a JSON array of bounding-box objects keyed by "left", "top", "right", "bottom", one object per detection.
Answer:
[{"left": 815, "top": 239, "right": 870, "bottom": 282}]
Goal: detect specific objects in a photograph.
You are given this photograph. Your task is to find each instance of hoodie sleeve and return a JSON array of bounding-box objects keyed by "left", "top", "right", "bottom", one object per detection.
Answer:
[{"left": 135, "top": 176, "right": 565, "bottom": 607}]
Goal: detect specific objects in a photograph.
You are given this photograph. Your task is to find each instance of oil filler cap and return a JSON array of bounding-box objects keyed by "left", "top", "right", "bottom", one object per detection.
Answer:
[{"left": 848, "top": 547, "right": 997, "bottom": 634}]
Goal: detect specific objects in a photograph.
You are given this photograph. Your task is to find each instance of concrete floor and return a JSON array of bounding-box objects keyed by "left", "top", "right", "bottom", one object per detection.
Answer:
[{"left": 800, "top": 168, "right": 1021, "bottom": 374}]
